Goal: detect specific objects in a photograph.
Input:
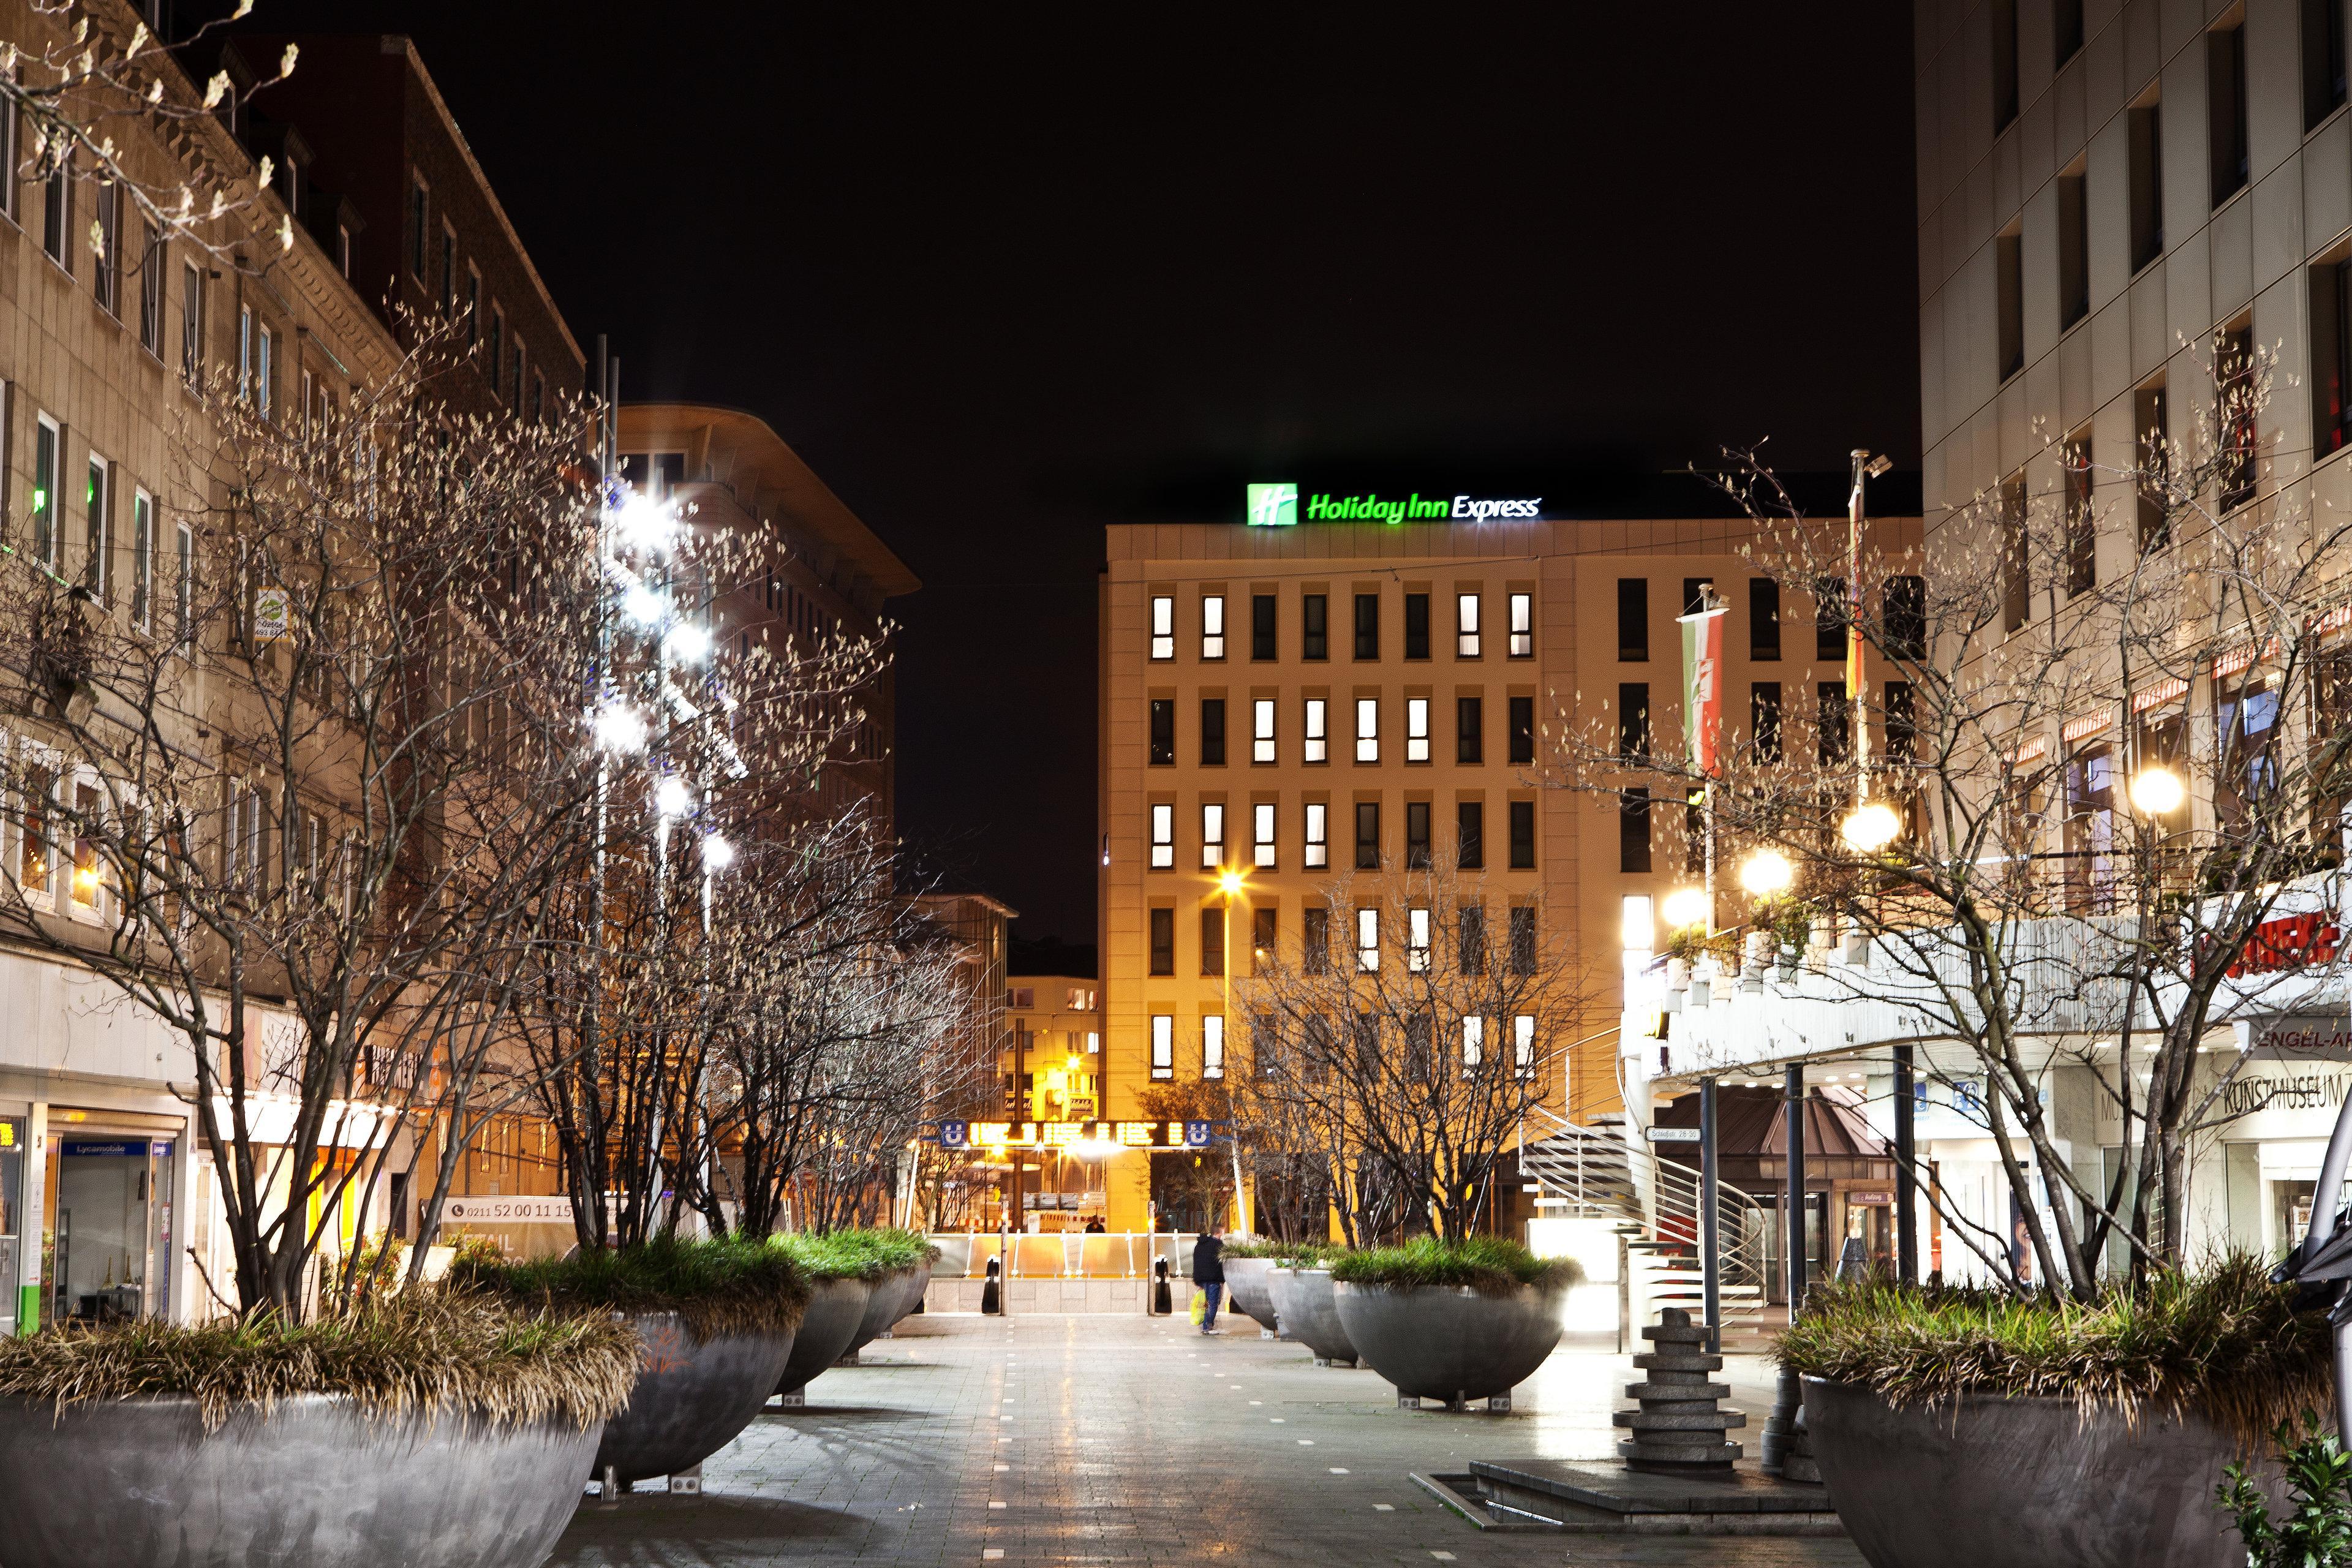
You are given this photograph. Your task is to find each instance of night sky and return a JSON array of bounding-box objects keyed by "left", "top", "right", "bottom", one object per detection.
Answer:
[{"left": 243, "top": 5, "right": 1920, "bottom": 947}]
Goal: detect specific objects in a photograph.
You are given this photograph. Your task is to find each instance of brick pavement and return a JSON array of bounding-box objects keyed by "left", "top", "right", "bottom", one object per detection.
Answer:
[{"left": 549, "top": 1311, "right": 1864, "bottom": 1568}]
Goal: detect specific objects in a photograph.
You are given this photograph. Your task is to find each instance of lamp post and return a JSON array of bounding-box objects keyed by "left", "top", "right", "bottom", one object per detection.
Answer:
[{"left": 1218, "top": 867, "right": 1248, "bottom": 1235}]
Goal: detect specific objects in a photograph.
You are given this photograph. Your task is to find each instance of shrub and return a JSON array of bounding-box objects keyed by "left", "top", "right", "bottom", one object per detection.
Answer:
[
  {"left": 1329, "top": 1235, "right": 1583, "bottom": 1295},
  {"left": 1224, "top": 1238, "right": 1344, "bottom": 1265},
  {"left": 451, "top": 1232, "right": 810, "bottom": 1342},
  {"left": 0, "top": 1292, "right": 638, "bottom": 1433},
  {"left": 2220, "top": 1416, "right": 2352, "bottom": 1567},
  {"left": 1776, "top": 1256, "right": 2331, "bottom": 1448}
]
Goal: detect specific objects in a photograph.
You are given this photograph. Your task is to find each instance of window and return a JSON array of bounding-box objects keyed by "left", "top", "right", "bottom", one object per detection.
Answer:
[
  {"left": 1617, "top": 684, "right": 1650, "bottom": 763},
  {"left": 31, "top": 413, "right": 58, "bottom": 565},
  {"left": 1253, "top": 698, "right": 1276, "bottom": 762},
  {"left": 1509, "top": 907, "right": 1537, "bottom": 974},
  {"left": 2001, "top": 473, "right": 2029, "bottom": 633},
  {"left": 2064, "top": 745, "right": 2118, "bottom": 911},
  {"left": 2218, "top": 677, "right": 2282, "bottom": 829},
  {"left": 0, "top": 73, "right": 15, "bottom": 225},
  {"left": 1621, "top": 893, "right": 1655, "bottom": 952},
  {"left": 1514, "top": 1015, "right": 1536, "bottom": 1076},
  {"left": 91, "top": 182, "right": 119, "bottom": 314},
  {"left": 2218, "top": 321, "right": 2256, "bottom": 511},
  {"left": 1460, "top": 903, "right": 1488, "bottom": 973},
  {"left": 1618, "top": 578, "right": 1648, "bottom": 660},
  {"left": 1456, "top": 696, "right": 1483, "bottom": 764},
  {"left": 1456, "top": 592, "right": 1481, "bottom": 657},
  {"left": 175, "top": 522, "right": 194, "bottom": 650},
  {"left": 1736, "top": 686, "right": 1777, "bottom": 771},
  {"left": 1404, "top": 592, "right": 1430, "bottom": 659},
  {"left": 409, "top": 175, "right": 429, "bottom": 278},
  {"left": 1250, "top": 908, "right": 1276, "bottom": 973},
  {"left": 181, "top": 261, "right": 204, "bottom": 380},
  {"left": 1201, "top": 906, "right": 1224, "bottom": 976},
  {"left": 84, "top": 456, "right": 110, "bottom": 603},
  {"left": 1149, "top": 910, "right": 1175, "bottom": 974},
  {"left": 1407, "top": 907, "right": 1431, "bottom": 973},
  {"left": 2210, "top": 24, "right": 2248, "bottom": 207},
  {"left": 1303, "top": 907, "right": 1330, "bottom": 974},
  {"left": 1149, "top": 595, "right": 1174, "bottom": 660},
  {"left": 1150, "top": 804, "right": 1174, "bottom": 869},
  {"left": 1355, "top": 697, "right": 1379, "bottom": 763},
  {"left": 1202, "top": 594, "right": 1226, "bottom": 659},
  {"left": 2129, "top": 96, "right": 2163, "bottom": 273},
  {"left": 1750, "top": 578, "right": 1781, "bottom": 660},
  {"left": 1201, "top": 803, "right": 1225, "bottom": 868},
  {"left": 1885, "top": 575, "right": 1926, "bottom": 660},
  {"left": 466, "top": 264, "right": 481, "bottom": 345},
  {"left": 1150, "top": 1015, "right": 1174, "bottom": 1079},
  {"left": 2056, "top": 0, "right": 2084, "bottom": 64},
  {"left": 1251, "top": 594, "right": 1276, "bottom": 660},
  {"left": 236, "top": 305, "right": 252, "bottom": 402},
  {"left": 1406, "top": 801, "right": 1431, "bottom": 868},
  {"left": 1620, "top": 788, "right": 1651, "bottom": 873},
  {"left": 1149, "top": 699, "right": 1175, "bottom": 765},
  {"left": 1816, "top": 578, "right": 1846, "bottom": 659},
  {"left": 1254, "top": 802, "right": 1275, "bottom": 867},
  {"left": 1509, "top": 801, "right": 1536, "bottom": 869},
  {"left": 439, "top": 224, "right": 456, "bottom": 316},
  {"left": 1353, "top": 592, "right": 1379, "bottom": 659},
  {"left": 1355, "top": 799, "right": 1381, "bottom": 869},
  {"left": 18, "top": 764, "right": 50, "bottom": 897},
  {"left": 1406, "top": 697, "right": 1430, "bottom": 763},
  {"left": 132, "top": 222, "right": 160, "bottom": 352},
  {"left": 1305, "top": 698, "right": 1327, "bottom": 763},
  {"left": 1462, "top": 1016, "right": 1485, "bottom": 1071},
  {"left": 130, "top": 490, "right": 153, "bottom": 630},
  {"left": 2309, "top": 0, "right": 2347, "bottom": 128},
  {"left": 1458, "top": 801, "right": 1483, "bottom": 869},
  {"left": 1992, "top": 0, "right": 2019, "bottom": 132},
  {"left": 2136, "top": 380, "right": 2171, "bottom": 551},
  {"left": 1508, "top": 592, "right": 1533, "bottom": 657},
  {"left": 510, "top": 344, "right": 526, "bottom": 417},
  {"left": 1201, "top": 698, "right": 1226, "bottom": 766},
  {"left": 257, "top": 324, "right": 274, "bottom": 420},
  {"left": 2064, "top": 432, "right": 2096, "bottom": 592},
  {"left": 1996, "top": 226, "right": 2023, "bottom": 381},
  {"left": 299, "top": 368, "right": 314, "bottom": 439},
  {"left": 1818, "top": 682, "right": 1852, "bottom": 765},
  {"left": 487, "top": 307, "right": 504, "bottom": 391},
  {"left": 1888, "top": 680, "right": 1918, "bottom": 763},
  {"left": 531, "top": 374, "right": 544, "bottom": 426},
  {"left": 1305, "top": 802, "right": 1329, "bottom": 869},
  {"left": 2057, "top": 170, "right": 2089, "bottom": 330},
  {"left": 1355, "top": 908, "right": 1379, "bottom": 972},
  {"left": 1202, "top": 1014, "right": 1225, "bottom": 1079},
  {"left": 41, "top": 161, "right": 67, "bottom": 268},
  {"left": 1509, "top": 696, "right": 1534, "bottom": 764},
  {"left": 1302, "top": 594, "right": 1328, "bottom": 660}
]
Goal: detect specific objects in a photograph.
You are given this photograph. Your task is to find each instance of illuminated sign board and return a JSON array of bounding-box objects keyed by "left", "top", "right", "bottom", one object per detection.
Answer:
[
  {"left": 1246, "top": 481, "right": 1542, "bottom": 526},
  {"left": 930, "top": 1120, "right": 1219, "bottom": 1152}
]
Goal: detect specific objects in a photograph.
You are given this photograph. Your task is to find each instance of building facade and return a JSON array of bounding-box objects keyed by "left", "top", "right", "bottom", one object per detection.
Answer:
[{"left": 1097, "top": 509, "right": 1920, "bottom": 1235}]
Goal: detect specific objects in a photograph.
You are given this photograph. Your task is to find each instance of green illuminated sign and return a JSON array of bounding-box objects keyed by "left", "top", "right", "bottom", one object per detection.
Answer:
[{"left": 1245, "top": 483, "right": 1542, "bottom": 526}]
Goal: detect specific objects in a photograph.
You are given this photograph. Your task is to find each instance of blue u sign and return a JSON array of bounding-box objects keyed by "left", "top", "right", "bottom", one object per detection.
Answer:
[
  {"left": 1183, "top": 1120, "right": 1211, "bottom": 1148},
  {"left": 939, "top": 1120, "right": 969, "bottom": 1150}
]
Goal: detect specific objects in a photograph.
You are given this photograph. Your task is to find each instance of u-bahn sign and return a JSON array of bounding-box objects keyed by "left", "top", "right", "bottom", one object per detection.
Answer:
[{"left": 929, "top": 1120, "right": 1222, "bottom": 1152}]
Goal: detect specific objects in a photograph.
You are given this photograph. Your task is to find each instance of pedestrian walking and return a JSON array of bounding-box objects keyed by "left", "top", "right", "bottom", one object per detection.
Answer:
[{"left": 1192, "top": 1224, "right": 1225, "bottom": 1335}]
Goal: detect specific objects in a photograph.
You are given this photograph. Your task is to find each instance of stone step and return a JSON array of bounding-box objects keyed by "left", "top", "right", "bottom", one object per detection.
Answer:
[{"left": 1613, "top": 1410, "right": 1749, "bottom": 1431}]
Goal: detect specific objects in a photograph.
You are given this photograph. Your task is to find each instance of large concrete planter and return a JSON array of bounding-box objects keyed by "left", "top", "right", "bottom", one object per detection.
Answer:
[
  {"left": 1804, "top": 1375, "right": 2271, "bottom": 1568},
  {"left": 775, "top": 1275, "right": 873, "bottom": 1398},
  {"left": 1223, "top": 1257, "right": 1278, "bottom": 1330},
  {"left": 1265, "top": 1267, "right": 1356, "bottom": 1365},
  {"left": 892, "top": 1262, "right": 933, "bottom": 1324},
  {"left": 1333, "top": 1281, "right": 1563, "bottom": 1404},
  {"left": 0, "top": 1392, "right": 598, "bottom": 1568},
  {"left": 846, "top": 1265, "right": 928, "bottom": 1355},
  {"left": 595, "top": 1311, "right": 798, "bottom": 1485}
]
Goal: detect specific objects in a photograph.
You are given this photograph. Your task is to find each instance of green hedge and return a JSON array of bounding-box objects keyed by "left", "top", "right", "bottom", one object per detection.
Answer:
[
  {"left": 771, "top": 1227, "right": 937, "bottom": 1282},
  {"left": 1328, "top": 1235, "right": 1583, "bottom": 1295},
  {"left": 451, "top": 1232, "right": 810, "bottom": 1342},
  {"left": 1774, "top": 1257, "right": 2331, "bottom": 1447}
]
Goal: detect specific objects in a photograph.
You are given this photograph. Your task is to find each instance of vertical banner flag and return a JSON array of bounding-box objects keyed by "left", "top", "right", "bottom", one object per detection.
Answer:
[
  {"left": 1846, "top": 576, "right": 1866, "bottom": 702},
  {"left": 1678, "top": 592, "right": 1728, "bottom": 775}
]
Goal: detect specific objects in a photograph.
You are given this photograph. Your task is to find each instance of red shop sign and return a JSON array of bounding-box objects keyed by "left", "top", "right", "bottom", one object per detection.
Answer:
[{"left": 2230, "top": 912, "right": 2343, "bottom": 978}]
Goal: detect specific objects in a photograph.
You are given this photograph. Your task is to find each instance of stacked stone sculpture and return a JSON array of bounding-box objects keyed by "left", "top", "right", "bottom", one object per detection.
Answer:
[{"left": 1614, "top": 1308, "right": 1744, "bottom": 1472}]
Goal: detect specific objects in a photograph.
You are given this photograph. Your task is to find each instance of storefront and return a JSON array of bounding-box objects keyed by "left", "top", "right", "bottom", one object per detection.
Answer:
[{"left": 45, "top": 1123, "right": 175, "bottom": 1325}]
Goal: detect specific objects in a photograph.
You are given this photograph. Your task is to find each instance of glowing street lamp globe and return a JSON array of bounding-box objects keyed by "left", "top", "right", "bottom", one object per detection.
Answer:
[
  {"left": 664, "top": 623, "right": 712, "bottom": 665},
  {"left": 1216, "top": 869, "right": 1245, "bottom": 897},
  {"left": 703, "top": 833, "right": 737, "bottom": 871},
  {"left": 1660, "top": 886, "right": 1710, "bottom": 930},
  {"left": 621, "top": 585, "right": 665, "bottom": 627},
  {"left": 2128, "top": 765, "right": 2184, "bottom": 817},
  {"left": 654, "top": 775, "right": 693, "bottom": 818},
  {"left": 1840, "top": 801, "right": 1902, "bottom": 853},
  {"left": 1738, "top": 848, "right": 1793, "bottom": 897},
  {"left": 594, "top": 701, "right": 648, "bottom": 755}
]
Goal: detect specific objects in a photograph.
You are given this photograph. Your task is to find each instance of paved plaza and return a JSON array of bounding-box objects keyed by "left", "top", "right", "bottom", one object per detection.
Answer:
[{"left": 551, "top": 1310, "right": 1864, "bottom": 1568}]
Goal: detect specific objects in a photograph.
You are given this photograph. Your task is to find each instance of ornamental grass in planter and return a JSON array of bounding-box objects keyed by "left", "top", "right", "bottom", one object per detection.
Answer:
[
  {"left": 771, "top": 1232, "right": 882, "bottom": 1397},
  {"left": 1262, "top": 1245, "right": 1360, "bottom": 1365},
  {"left": 1777, "top": 1258, "right": 2324, "bottom": 1568},
  {"left": 1329, "top": 1238, "right": 1581, "bottom": 1405},
  {"left": 0, "top": 1293, "right": 637, "bottom": 1568},
  {"left": 453, "top": 1234, "right": 810, "bottom": 1487},
  {"left": 1215, "top": 1239, "right": 1317, "bottom": 1330},
  {"left": 829, "top": 1228, "right": 945, "bottom": 1353}
]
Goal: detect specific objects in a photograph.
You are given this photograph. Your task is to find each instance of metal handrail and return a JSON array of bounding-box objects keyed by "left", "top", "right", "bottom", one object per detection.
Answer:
[{"left": 1519, "top": 1109, "right": 1770, "bottom": 1294}]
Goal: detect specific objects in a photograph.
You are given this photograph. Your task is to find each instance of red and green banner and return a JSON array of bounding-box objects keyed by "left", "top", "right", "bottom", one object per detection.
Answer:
[{"left": 1679, "top": 598, "right": 1728, "bottom": 775}]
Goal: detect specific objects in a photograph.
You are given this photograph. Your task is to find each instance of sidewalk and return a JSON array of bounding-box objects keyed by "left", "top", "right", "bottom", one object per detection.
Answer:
[{"left": 551, "top": 1311, "right": 1862, "bottom": 1567}]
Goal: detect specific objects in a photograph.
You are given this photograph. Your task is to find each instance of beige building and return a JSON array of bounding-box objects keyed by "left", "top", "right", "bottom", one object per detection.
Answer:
[{"left": 1096, "top": 509, "right": 1921, "bottom": 1232}]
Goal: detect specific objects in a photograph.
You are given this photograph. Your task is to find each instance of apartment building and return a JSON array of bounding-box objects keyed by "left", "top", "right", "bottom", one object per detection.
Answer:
[
  {"left": 1001, "top": 973, "right": 1106, "bottom": 1227},
  {"left": 1096, "top": 505, "right": 1921, "bottom": 1232},
  {"left": 617, "top": 403, "right": 918, "bottom": 831}
]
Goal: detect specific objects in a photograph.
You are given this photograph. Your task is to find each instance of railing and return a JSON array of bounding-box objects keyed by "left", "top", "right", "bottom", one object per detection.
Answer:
[
  {"left": 929, "top": 1232, "right": 1197, "bottom": 1281},
  {"left": 1519, "top": 1109, "right": 1770, "bottom": 1298}
]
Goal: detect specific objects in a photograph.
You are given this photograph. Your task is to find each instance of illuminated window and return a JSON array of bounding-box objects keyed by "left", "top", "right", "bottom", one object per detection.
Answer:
[
  {"left": 1514, "top": 1014, "right": 1536, "bottom": 1076},
  {"left": 1509, "top": 592, "right": 1534, "bottom": 657},
  {"left": 130, "top": 489, "right": 153, "bottom": 630},
  {"left": 1406, "top": 697, "right": 1430, "bottom": 763},
  {"left": 1253, "top": 699, "right": 1276, "bottom": 763},
  {"left": 1150, "top": 595, "right": 1174, "bottom": 660},
  {"left": 1202, "top": 1014, "right": 1224, "bottom": 1079},
  {"left": 1304, "top": 698, "right": 1327, "bottom": 763},
  {"left": 1355, "top": 698, "right": 1379, "bottom": 763},
  {"left": 1201, "top": 803, "right": 1225, "bottom": 868},
  {"left": 84, "top": 456, "right": 111, "bottom": 603},
  {"left": 1150, "top": 804, "right": 1174, "bottom": 869},
  {"left": 1253, "top": 802, "right": 1275, "bottom": 868},
  {"left": 1202, "top": 594, "right": 1225, "bottom": 660},
  {"left": 1151, "top": 1015, "right": 1174, "bottom": 1079},
  {"left": 1408, "top": 907, "right": 1431, "bottom": 972},
  {"left": 1355, "top": 907, "right": 1379, "bottom": 972},
  {"left": 1457, "top": 593, "right": 1482, "bottom": 657},
  {"left": 1304, "top": 802, "right": 1328, "bottom": 869},
  {"left": 31, "top": 413, "right": 57, "bottom": 566},
  {"left": 1462, "top": 1016, "right": 1485, "bottom": 1071}
]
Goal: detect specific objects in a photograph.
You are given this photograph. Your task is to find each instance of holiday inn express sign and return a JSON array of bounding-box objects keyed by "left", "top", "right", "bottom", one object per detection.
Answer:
[{"left": 1246, "top": 481, "right": 1543, "bottom": 526}]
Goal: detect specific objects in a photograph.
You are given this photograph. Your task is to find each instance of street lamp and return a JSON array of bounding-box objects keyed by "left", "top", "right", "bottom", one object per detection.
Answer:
[
  {"left": 594, "top": 701, "right": 648, "bottom": 755},
  {"left": 621, "top": 584, "right": 666, "bottom": 627},
  {"left": 664, "top": 623, "right": 712, "bottom": 665},
  {"left": 2128, "top": 764, "right": 2184, "bottom": 817},
  {"left": 1840, "top": 801, "right": 1902, "bottom": 853},
  {"left": 615, "top": 491, "right": 676, "bottom": 553},
  {"left": 654, "top": 775, "right": 693, "bottom": 818},
  {"left": 1738, "top": 848, "right": 1793, "bottom": 897},
  {"left": 702, "top": 832, "right": 736, "bottom": 871},
  {"left": 1661, "top": 885, "right": 1711, "bottom": 932}
]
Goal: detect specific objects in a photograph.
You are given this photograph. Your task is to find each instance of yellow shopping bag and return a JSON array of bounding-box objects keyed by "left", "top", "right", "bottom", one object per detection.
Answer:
[{"left": 1188, "top": 1289, "right": 1206, "bottom": 1325}]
